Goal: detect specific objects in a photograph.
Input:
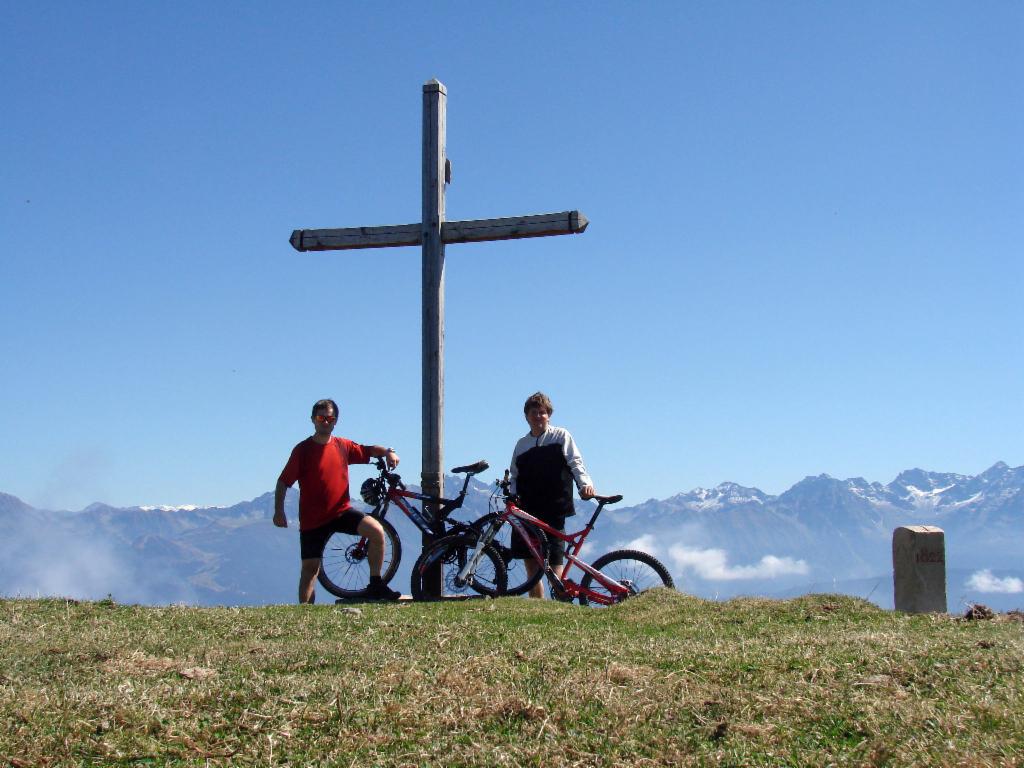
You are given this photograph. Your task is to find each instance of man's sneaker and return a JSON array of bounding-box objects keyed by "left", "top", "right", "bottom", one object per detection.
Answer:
[{"left": 366, "top": 578, "right": 402, "bottom": 601}]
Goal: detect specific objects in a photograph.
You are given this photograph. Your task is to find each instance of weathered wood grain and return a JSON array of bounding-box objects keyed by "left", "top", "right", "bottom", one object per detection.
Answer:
[
  {"left": 421, "top": 79, "right": 447, "bottom": 596},
  {"left": 289, "top": 224, "right": 422, "bottom": 251},
  {"left": 442, "top": 210, "right": 588, "bottom": 244}
]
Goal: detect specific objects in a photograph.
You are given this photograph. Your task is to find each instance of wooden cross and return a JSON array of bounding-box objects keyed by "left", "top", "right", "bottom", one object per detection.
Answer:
[{"left": 289, "top": 79, "right": 587, "bottom": 567}]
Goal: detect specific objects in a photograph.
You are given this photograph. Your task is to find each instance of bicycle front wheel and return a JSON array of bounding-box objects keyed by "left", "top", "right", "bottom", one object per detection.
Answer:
[
  {"left": 578, "top": 549, "right": 674, "bottom": 606},
  {"left": 410, "top": 534, "right": 507, "bottom": 600},
  {"left": 469, "top": 514, "right": 548, "bottom": 596},
  {"left": 318, "top": 517, "right": 402, "bottom": 598}
]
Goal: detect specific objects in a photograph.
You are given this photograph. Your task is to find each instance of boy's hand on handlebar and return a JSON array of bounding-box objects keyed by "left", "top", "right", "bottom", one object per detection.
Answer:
[
  {"left": 580, "top": 485, "right": 596, "bottom": 500},
  {"left": 385, "top": 449, "right": 400, "bottom": 469}
]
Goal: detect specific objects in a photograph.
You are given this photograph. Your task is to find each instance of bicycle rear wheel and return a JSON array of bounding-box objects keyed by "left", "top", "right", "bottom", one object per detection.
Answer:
[
  {"left": 410, "top": 534, "right": 507, "bottom": 600},
  {"left": 469, "top": 514, "right": 548, "bottom": 596},
  {"left": 317, "top": 517, "right": 402, "bottom": 598},
  {"left": 578, "top": 549, "right": 674, "bottom": 607}
]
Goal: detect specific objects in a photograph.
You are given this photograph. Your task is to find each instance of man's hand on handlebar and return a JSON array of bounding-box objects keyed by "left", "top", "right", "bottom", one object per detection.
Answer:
[{"left": 372, "top": 446, "right": 399, "bottom": 470}]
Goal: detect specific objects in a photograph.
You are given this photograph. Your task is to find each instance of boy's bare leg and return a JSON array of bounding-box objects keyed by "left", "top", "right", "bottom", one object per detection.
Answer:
[
  {"left": 526, "top": 559, "right": 560, "bottom": 599},
  {"left": 525, "top": 559, "right": 543, "bottom": 599},
  {"left": 549, "top": 564, "right": 566, "bottom": 598}
]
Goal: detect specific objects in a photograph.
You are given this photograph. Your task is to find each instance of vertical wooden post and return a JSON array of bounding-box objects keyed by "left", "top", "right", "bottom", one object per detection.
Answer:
[{"left": 421, "top": 79, "right": 446, "bottom": 596}]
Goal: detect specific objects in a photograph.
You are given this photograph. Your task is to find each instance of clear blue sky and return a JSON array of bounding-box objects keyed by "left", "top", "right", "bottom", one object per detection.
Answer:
[{"left": 3, "top": 3, "right": 1021, "bottom": 511}]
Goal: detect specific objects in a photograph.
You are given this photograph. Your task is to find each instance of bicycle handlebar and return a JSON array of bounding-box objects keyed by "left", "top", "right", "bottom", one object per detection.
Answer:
[
  {"left": 373, "top": 456, "right": 490, "bottom": 482},
  {"left": 496, "top": 471, "right": 621, "bottom": 506}
]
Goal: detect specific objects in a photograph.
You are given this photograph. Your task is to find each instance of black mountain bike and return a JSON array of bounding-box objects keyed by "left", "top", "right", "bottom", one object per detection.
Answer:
[{"left": 318, "top": 458, "right": 504, "bottom": 598}]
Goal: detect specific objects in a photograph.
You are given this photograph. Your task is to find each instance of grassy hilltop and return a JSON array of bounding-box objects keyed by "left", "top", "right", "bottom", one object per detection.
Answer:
[{"left": 2, "top": 591, "right": 1022, "bottom": 767}]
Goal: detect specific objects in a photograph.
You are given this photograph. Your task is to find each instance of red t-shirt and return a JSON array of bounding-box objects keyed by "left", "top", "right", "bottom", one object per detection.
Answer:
[{"left": 278, "top": 437, "right": 371, "bottom": 531}]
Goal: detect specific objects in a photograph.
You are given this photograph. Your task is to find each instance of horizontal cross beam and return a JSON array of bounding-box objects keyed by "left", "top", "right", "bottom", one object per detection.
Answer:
[
  {"left": 290, "top": 210, "right": 588, "bottom": 252},
  {"left": 290, "top": 223, "right": 421, "bottom": 252}
]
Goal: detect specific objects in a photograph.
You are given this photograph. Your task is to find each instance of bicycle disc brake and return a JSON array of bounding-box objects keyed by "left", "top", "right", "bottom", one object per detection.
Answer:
[{"left": 345, "top": 541, "right": 369, "bottom": 564}]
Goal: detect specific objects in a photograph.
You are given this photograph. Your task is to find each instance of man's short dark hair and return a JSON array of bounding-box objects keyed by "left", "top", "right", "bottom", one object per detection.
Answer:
[
  {"left": 523, "top": 392, "right": 553, "bottom": 416},
  {"left": 311, "top": 399, "right": 339, "bottom": 419}
]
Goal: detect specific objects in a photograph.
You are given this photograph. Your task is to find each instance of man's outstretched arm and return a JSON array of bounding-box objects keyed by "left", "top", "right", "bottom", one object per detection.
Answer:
[{"left": 364, "top": 445, "right": 400, "bottom": 468}]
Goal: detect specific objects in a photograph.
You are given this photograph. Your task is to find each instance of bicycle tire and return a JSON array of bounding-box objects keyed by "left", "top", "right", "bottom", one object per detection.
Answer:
[
  {"left": 410, "top": 534, "right": 507, "bottom": 600},
  {"left": 578, "top": 549, "right": 674, "bottom": 607},
  {"left": 317, "top": 516, "right": 402, "bottom": 598},
  {"left": 469, "top": 513, "right": 548, "bottom": 596}
]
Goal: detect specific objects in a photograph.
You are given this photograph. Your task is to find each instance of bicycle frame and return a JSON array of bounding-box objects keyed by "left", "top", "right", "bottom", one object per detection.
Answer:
[
  {"left": 463, "top": 495, "right": 629, "bottom": 605},
  {"left": 357, "top": 459, "right": 485, "bottom": 547}
]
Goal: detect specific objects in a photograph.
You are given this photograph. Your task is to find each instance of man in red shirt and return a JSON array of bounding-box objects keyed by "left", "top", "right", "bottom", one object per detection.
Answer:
[{"left": 274, "top": 399, "right": 401, "bottom": 603}]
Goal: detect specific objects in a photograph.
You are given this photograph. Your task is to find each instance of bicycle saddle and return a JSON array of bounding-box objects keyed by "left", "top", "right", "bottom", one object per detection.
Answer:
[
  {"left": 450, "top": 460, "right": 489, "bottom": 475},
  {"left": 596, "top": 494, "right": 623, "bottom": 504}
]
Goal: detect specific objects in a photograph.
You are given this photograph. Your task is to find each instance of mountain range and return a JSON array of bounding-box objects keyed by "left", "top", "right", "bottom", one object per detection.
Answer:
[{"left": 2, "top": 462, "right": 1021, "bottom": 610}]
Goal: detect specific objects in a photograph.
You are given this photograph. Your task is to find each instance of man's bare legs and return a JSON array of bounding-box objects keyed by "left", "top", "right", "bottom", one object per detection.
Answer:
[
  {"left": 298, "top": 516, "right": 393, "bottom": 604},
  {"left": 359, "top": 515, "right": 401, "bottom": 599},
  {"left": 299, "top": 558, "right": 321, "bottom": 604},
  {"left": 356, "top": 516, "right": 388, "bottom": 577}
]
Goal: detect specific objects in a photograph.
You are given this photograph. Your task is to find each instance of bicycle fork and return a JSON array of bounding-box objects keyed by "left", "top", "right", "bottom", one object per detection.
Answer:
[{"left": 454, "top": 520, "right": 501, "bottom": 588}]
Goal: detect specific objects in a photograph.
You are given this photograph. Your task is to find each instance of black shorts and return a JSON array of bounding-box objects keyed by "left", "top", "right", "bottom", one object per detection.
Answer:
[
  {"left": 299, "top": 510, "right": 366, "bottom": 560},
  {"left": 510, "top": 514, "right": 566, "bottom": 567}
]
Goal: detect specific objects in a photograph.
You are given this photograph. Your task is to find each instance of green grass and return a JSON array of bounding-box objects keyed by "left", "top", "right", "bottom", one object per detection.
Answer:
[{"left": 2, "top": 591, "right": 1022, "bottom": 766}]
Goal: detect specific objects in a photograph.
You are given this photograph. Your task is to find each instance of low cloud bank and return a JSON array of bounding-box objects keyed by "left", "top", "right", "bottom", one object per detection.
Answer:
[
  {"left": 669, "top": 545, "right": 809, "bottom": 581},
  {"left": 966, "top": 569, "right": 1023, "bottom": 594},
  {"left": 0, "top": 513, "right": 202, "bottom": 605}
]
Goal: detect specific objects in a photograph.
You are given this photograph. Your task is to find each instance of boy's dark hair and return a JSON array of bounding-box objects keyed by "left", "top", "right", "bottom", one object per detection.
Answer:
[
  {"left": 311, "top": 399, "right": 339, "bottom": 419},
  {"left": 523, "top": 391, "right": 553, "bottom": 416}
]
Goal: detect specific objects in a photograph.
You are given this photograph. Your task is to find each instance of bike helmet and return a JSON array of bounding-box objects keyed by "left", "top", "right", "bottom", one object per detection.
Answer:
[{"left": 360, "top": 478, "right": 382, "bottom": 506}]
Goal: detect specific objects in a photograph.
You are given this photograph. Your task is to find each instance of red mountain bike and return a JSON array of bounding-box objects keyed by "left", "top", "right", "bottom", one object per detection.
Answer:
[{"left": 411, "top": 472, "right": 674, "bottom": 604}]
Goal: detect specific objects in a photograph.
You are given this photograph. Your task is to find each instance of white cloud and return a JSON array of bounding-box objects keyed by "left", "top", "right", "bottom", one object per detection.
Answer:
[
  {"left": 966, "top": 570, "right": 1024, "bottom": 594},
  {"left": 669, "top": 546, "right": 809, "bottom": 581},
  {"left": 621, "top": 534, "right": 659, "bottom": 556}
]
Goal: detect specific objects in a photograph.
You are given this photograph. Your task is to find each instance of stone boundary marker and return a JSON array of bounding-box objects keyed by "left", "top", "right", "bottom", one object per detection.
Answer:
[{"left": 892, "top": 525, "right": 947, "bottom": 613}]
